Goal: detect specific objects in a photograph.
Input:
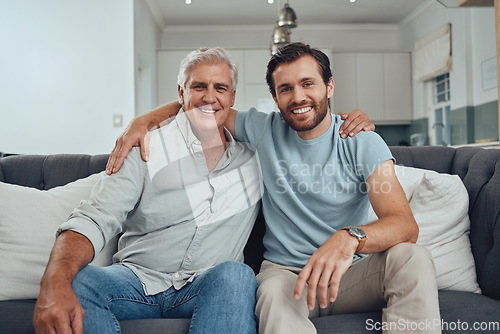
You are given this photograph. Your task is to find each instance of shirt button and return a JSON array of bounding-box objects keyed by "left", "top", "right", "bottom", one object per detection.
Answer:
[
  {"left": 195, "top": 152, "right": 203, "bottom": 158},
  {"left": 175, "top": 273, "right": 180, "bottom": 278},
  {"left": 194, "top": 139, "right": 200, "bottom": 145},
  {"left": 187, "top": 255, "right": 193, "bottom": 260}
]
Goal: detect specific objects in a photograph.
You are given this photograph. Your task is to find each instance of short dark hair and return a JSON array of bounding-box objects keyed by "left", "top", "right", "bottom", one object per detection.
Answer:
[{"left": 266, "top": 42, "right": 333, "bottom": 97}]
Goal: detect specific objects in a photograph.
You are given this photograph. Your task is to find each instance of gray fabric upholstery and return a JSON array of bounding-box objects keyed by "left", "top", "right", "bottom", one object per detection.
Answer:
[{"left": 1, "top": 147, "right": 499, "bottom": 333}]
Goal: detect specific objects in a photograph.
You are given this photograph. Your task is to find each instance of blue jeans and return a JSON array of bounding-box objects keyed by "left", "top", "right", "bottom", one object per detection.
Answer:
[{"left": 72, "top": 261, "right": 257, "bottom": 334}]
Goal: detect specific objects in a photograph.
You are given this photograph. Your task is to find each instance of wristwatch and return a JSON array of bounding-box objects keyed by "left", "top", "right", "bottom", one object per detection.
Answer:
[{"left": 342, "top": 226, "right": 367, "bottom": 253}]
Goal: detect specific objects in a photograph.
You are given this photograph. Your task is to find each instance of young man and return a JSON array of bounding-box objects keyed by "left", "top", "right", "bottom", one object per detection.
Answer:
[
  {"left": 33, "top": 48, "right": 262, "bottom": 334},
  {"left": 239, "top": 43, "right": 440, "bottom": 334},
  {"left": 107, "top": 43, "right": 441, "bottom": 334}
]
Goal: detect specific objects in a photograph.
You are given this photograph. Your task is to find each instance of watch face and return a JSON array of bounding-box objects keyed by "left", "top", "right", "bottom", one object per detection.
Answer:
[{"left": 351, "top": 226, "right": 366, "bottom": 239}]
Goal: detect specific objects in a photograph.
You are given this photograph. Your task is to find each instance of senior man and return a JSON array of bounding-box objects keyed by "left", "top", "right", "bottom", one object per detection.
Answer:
[{"left": 33, "top": 47, "right": 262, "bottom": 334}]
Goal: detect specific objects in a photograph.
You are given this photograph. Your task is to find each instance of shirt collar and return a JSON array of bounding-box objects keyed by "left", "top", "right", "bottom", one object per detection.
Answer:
[{"left": 176, "top": 108, "right": 236, "bottom": 157}]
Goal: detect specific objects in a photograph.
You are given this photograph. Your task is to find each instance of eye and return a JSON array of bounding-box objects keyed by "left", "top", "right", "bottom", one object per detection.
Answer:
[
  {"left": 216, "top": 86, "right": 227, "bottom": 92},
  {"left": 304, "top": 82, "right": 313, "bottom": 87},
  {"left": 280, "top": 87, "right": 291, "bottom": 93}
]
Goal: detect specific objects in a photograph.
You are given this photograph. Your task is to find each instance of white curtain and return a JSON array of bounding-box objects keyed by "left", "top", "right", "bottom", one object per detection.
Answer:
[{"left": 414, "top": 23, "right": 452, "bottom": 82}]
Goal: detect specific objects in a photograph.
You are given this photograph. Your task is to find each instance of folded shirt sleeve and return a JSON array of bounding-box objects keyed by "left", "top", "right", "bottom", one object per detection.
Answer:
[{"left": 58, "top": 148, "right": 145, "bottom": 258}]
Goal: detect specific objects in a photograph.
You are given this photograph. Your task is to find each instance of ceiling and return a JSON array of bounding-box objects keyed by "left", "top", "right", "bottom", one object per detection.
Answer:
[{"left": 146, "top": 0, "right": 431, "bottom": 28}]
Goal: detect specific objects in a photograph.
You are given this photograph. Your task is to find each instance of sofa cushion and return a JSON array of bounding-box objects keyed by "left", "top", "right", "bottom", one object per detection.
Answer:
[
  {"left": 368, "top": 165, "right": 480, "bottom": 293},
  {"left": 0, "top": 172, "right": 116, "bottom": 301}
]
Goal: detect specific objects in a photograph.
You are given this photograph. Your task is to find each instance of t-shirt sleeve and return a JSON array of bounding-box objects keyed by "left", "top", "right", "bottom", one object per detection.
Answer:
[
  {"left": 347, "top": 131, "right": 394, "bottom": 182},
  {"left": 234, "top": 108, "right": 273, "bottom": 146}
]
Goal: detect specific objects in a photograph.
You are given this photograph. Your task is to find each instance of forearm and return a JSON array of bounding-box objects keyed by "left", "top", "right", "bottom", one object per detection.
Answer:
[
  {"left": 139, "top": 101, "right": 182, "bottom": 130},
  {"left": 357, "top": 214, "right": 418, "bottom": 254},
  {"left": 40, "top": 231, "right": 94, "bottom": 288}
]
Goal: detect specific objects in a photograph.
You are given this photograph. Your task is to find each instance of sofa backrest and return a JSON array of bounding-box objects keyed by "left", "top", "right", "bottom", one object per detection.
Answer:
[
  {"left": 1, "top": 147, "right": 499, "bottom": 300},
  {"left": 390, "top": 146, "right": 500, "bottom": 300},
  {"left": 0, "top": 154, "right": 108, "bottom": 190}
]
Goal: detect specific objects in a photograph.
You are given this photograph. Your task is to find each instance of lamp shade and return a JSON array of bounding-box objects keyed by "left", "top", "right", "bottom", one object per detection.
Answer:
[
  {"left": 278, "top": 3, "right": 297, "bottom": 28},
  {"left": 272, "top": 25, "right": 290, "bottom": 45},
  {"left": 271, "top": 44, "right": 282, "bottom": 55}
]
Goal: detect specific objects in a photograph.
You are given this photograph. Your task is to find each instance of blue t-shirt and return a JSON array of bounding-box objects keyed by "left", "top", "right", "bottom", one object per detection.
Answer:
[{"left": 235, "top": 109, "right": 394, "bottom": 268}]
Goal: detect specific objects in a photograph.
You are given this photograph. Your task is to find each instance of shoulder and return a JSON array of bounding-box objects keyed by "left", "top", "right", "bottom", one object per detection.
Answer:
[
  {"left": 236, "top": 108, "right": 285, "bottom": 145},
  {"left": 342, "top": 129, "right": 387, "bottom": 150},
  {"left": 237, "top": 108, "right": 281, "bottom": 125}
]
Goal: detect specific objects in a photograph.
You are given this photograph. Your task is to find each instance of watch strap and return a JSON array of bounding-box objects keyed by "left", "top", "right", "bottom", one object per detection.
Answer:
[{"left": 342, "top": 226, "right": 367, "bottom": 253}]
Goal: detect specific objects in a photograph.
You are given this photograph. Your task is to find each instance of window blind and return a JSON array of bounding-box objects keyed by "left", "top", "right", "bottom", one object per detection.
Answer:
[{"left": 414, "top": 23, "right": 453, "bottom": 82}]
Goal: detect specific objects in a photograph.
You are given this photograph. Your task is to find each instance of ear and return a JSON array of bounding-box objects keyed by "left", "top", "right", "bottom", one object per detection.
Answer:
[
  {"left": 327, "top": 78, "right": 334, "bottom": 99},
  {"left": 178, "top": 85, "right": 185, "bottom": 105},
  {"left": 230, "top": 89, "right": 236, "bottom": 107},
  {"left": 272, "top": 92, "right": 278, "bottom": 105}
]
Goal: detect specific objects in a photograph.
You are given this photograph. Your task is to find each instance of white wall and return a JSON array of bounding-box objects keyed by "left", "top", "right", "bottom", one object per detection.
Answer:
[
  {"left": 0, "top": 0, "right": 135, "bottom": 155},
  {"left": 470, "top": 8, "right": 497, "bottom": 106},
  {"left": 399, "top": 2, "right": 496, "bottom": 120},
  {"left": 134, "top": 0, "right": 161, "bottom": 116},
  {"left": 160, "top": 24, "right": 400, "bottom": 52}
]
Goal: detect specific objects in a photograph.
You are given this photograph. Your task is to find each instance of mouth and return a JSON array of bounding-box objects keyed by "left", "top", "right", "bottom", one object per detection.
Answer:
[
  {"left": 197, "top": 106, "right": 218, "bottom": 114},
  {"left": 291, "top": 106, "right": 312, "bottom": 114}
]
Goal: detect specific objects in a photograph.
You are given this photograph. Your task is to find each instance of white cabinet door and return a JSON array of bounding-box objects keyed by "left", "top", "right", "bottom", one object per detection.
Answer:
[
  {"left": 243, "top": 50, "right": 270, "bottom": 84},
  {"left": 332, "top": 52, "right": 412, "bottom": 124},
  {"left": 383, "top": 53, "right": 412, "bottom": 123},
  {"left": 245, "top": 84, "right": 275, "bottom": 113},
  {"left": 240, "top": 49, "right": 272, "bottom": 111},
  {"left": 331, "top": 53, "right": 357, "bottom": 114},
  {"left": 356, "top": 53, "right": 385, "bottom": 122}
]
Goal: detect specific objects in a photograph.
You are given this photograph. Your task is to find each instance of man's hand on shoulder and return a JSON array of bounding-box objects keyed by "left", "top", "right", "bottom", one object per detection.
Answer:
[
  {"left": 106, "top": 118, "right": 151, "bottom": 175},
  {"left": 106, "top": 101, "right": 182, "bottom": 175},
  {"left": 338, "top": 109, "right": 375, "bottom": 139}
]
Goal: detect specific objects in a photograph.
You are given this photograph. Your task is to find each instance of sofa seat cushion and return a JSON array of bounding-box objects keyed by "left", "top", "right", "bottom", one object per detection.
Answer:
[{"left": 1, "top": 291, "right": 498, "bottom": 334}]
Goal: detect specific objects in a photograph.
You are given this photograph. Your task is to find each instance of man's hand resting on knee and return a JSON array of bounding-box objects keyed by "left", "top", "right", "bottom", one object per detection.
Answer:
[
  {"left": 33, "top": 281, "right": 84, "bottom": 334},
  {"left": 33, "top": 231, "right": 94, "bottom": 334},
  {"left": 293, "top": 229, "right": 359, "bottom": 311}
]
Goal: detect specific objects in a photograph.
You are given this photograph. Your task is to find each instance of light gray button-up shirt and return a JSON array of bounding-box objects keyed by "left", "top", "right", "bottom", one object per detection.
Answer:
[{"left": 59, "top": 110, "right": 262, "bottom": 295}]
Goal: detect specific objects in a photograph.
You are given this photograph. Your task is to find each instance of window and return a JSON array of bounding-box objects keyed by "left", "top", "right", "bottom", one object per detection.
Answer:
[
  {"left": 433, "top": 73, "right": 450, "bottom": 104},
  {"left": 431, "top": 73, "right": 451, "bottom": 146}
]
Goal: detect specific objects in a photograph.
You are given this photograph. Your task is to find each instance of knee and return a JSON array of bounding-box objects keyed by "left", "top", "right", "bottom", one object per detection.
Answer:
[
  {"left": 385, "top": 243, "right": 436, "bottom": 279},
  {"left": 211, "top": 261, "right": 257, "bottom": 294}
]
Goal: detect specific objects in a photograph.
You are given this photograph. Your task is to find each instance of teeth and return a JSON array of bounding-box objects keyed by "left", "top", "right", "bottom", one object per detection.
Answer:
[
  {"left": 292, "top": 106, "right": 312, "bottom": 114},
  {"left": 198, "top": 107, "right": 216, "bottom": 114}
]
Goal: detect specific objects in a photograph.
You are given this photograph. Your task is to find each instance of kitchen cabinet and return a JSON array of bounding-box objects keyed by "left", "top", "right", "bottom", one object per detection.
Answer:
[{"left": 331, "top": 53, "right": 412, "bottom": 124}]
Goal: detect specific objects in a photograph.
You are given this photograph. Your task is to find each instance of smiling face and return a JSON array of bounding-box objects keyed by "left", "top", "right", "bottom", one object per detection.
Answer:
[
  {"left": 178, "top": 61, "right": 236, "bottom": 140},
  {"left": 271, "top": 55, "right": 334, "bottom": 140}
]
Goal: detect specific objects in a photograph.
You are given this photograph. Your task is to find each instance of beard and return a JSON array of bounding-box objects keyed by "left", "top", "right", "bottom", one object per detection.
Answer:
[{"left": 280, "top": 95, "right": 329, "bottom": 133}]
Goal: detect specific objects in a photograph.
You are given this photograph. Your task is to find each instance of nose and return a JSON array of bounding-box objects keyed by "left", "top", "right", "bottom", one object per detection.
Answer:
[
  {"left": 203, "top": 87, "right": 216, "bottom": 104},
  {"left": 291, "top": 87, "right": 306, "bottom": 104}
]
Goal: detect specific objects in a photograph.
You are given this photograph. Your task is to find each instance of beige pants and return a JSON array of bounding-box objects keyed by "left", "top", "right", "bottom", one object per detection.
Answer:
[{"left": 255, "top": 243, "right": 441, "bottom": 334}]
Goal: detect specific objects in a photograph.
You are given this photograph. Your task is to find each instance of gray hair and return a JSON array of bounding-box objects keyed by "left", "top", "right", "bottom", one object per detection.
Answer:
[{"left": 177, "top": 47, "right": 238, "bottom": 91}]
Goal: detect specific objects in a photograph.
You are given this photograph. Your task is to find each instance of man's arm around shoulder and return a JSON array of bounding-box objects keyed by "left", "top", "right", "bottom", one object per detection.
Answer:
[{"left": 33, "top": 231, "right": 94, "bottom": 334}]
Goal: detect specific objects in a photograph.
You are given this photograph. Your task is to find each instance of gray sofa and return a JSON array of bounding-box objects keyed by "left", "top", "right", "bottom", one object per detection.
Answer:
[{"left": 1, "top": 145, "right": 499, "bottom": 334}]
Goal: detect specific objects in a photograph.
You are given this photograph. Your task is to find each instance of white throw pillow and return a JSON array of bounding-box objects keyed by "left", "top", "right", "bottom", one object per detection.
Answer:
[
  {"left": 367, "top": 165, "right": 481, "bottom": 293},
  {"left": 0, "top": 172, "right": 117, "bottom": 301}
]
